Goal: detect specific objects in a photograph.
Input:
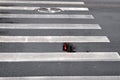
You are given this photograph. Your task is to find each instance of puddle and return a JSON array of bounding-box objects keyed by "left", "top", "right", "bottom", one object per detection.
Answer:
[{"left": 35, "top": 7, "right": 64, "bottom": 13}]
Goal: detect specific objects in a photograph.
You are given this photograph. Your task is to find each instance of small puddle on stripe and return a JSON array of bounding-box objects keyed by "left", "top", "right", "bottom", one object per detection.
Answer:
[{"left": 35, "top": 7, "right": 64, "bottom": 13}]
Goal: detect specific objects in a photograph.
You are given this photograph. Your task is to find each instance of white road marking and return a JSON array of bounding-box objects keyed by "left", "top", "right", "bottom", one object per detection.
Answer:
[
  {"left": 0, "top": 14, "right": 94, "bottom": 19},
  {"left": 0, "top": 24, "right": 101, "bottom": 29},
  {"left": 0, "top": 36, "right": 110, "bottom": 43},
  {"left": 60, "top": 7, "right": 89, "bottom": 11},
  {"left": 0, "top": 6, "right": 89, "bottom": 11},
  {"left": 0, "top": 76, "right": 120, "bottom": 80},
  {"left": 0, "top": 52, "right": 119, "bottom": 62},
  {"left": 0, "top": 1, "right": 84, "bottom": 5}
]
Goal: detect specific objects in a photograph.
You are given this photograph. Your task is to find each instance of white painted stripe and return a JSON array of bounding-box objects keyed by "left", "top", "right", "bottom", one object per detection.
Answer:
[
  {"left": 0, "top": 24, "right": 101, "bottom": 29},
  {"left": 60, "top": 7, "right": 89, "bottom": 11},
  {"left": 0, "top": 1, "right": 84, "bottom": 5},
  {"left": 0, "top": 52, "right": 119, "bottom": 62},
  {"left": 0, "top": 14, "right": 94, "bottom": 19},
  {"left": 0, "top": 6, "right": 89, "bottom": 11},
  {"left": 0, "top": 76, "right": 120, "bottom": 80},
  {"left": 0, "top": 36, "right": 110, "bottom": 43}
]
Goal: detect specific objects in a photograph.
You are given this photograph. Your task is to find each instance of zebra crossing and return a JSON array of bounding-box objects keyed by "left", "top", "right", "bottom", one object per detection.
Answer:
[
  {"left": 0, "top": 0, "right": 85, "bottom": 5},
  {"left": 0, "top": 0, "right": 110, "bottom": 43},
  {"left": 0, "top": 14, "right": 94, "bottom": 19},
  {"left": 0, "top": 36, "right": 110, "bottom": 43},
  {"left": 0, "top": 0, "right": 120, "bottom": 78},
  {"left": 0, "top": 0, "right": 118, "bottom": 61},
  {"left": 0, "top": 6, "right": 89, "bottom": 11},
  {"left": 0, "top": 24, "right": 101, "bottom": 29},
  {"left": 0, "top": 52, "right": 119, "bottom": 62},
  {"left": 0, "top": 76, "right": 119, "bottom": 80}
]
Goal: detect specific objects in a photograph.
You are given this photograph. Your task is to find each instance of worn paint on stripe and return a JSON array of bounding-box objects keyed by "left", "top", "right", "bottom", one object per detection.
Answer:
[
  {"left": 0, "top": 6, "right": 89, "bottom": 11},
  {"left": 0, "top": 1, "right": 84, "bottom": 5},
  {"left": 0, "top": 52, "right": 119, "bottom": 62},
  {"left": 0, "top": 24, "right": 101, "bottom": 29},
  {"left": 0, "top": 36, "right": 110, "bottom": 43},
  {"left": 0, "top": 14, "right": 94, "bottom": 19}
]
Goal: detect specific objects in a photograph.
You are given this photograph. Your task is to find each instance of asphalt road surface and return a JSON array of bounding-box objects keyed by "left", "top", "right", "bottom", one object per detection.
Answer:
[{"left": 0, "top": 0, "right": 120, "bottom": 79}]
